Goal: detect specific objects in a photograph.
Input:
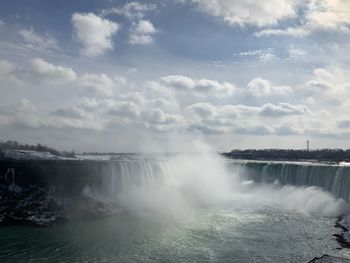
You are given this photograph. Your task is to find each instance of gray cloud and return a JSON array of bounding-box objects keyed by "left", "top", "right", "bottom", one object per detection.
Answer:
[
  {"left": 51, "top": 107, "right": 85, "bottom": 119},
  {"left": 259, "top": 103, "right": 310, "bottom": 117},
  {"left": 19, "top": 27, "right": 59, "bottom": 51},
  {"left": 29, "top": 58, "right": 76, "bottom": 83},
  {"left": 234, "top": 124, "right": 271, "bottom": 136},
  {"left": 159, "top": 75, "right": 235, "bottom": 98},
  {"left": 246, "top": 78, "right": 292, "bottom": 98},
  {"left": 274, "top": 124, "right": 301, "bottom": 135},
  {"left": 0, "top": 59, "right": 18, "bottom": 79},
  {"left": 337, "top": 120, "right": 350, "bottom": 129}
]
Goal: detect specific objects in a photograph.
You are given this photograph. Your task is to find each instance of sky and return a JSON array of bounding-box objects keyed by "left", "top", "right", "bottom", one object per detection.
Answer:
[{"left": 0, "top": 0, "right": 350, "bottom": 152}]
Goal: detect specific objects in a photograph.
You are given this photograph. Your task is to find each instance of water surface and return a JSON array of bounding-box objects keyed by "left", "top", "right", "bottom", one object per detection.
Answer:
[{"left": 0, "top": 204, "right": 347, "bottom": 263}]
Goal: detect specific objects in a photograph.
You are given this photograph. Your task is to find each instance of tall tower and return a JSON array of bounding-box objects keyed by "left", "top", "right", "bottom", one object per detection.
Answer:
[{"left": 307, "top": 140, "right": 310, "bottom": 151}]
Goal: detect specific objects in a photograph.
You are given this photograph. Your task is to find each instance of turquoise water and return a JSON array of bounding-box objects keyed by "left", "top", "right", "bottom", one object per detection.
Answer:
[{"left": 0, "top": 204, "right": 346, "bottom": 263}]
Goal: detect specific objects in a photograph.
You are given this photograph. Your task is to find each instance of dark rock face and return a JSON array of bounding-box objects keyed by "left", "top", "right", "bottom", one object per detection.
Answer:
[
  {"left": 333, "top": 217, "right": 350, "bottom": 249},
  {"left": 0, "top": 184, "right": 66, "bottom": 226},
  {"left": 333, "top": 216, "right": 350, "bottom": 250},
  {"left": 308, "top": 254, "right": 350, "bottom": 262},
  {"left": 0, "top": 159, "right": 104, "bottom": 197},
  {"left": 0, "top": 158, "right": 115, "bottom": 226}
]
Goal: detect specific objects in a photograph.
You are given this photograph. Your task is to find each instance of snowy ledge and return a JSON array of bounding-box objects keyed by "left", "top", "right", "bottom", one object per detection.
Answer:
[{"left": 0, "top": 150, "right": 78, "bottom": 161}]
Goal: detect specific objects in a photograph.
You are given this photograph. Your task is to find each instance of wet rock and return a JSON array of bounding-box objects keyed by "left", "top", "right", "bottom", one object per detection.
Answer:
[
  {"left": 0, "top": 152, "right": 125, "bottom": 226},
  {"left": 0, "top": 185, "right": 65, "bottom": 226},
  {"left": 334, "top": 216, "right": 350, "bottom": 248},
  {"left": 308, "top": 254, "right": 350, "bottom": 262},
  {"left": 0, "top": 184, "right": 116, "bottom": 226}
]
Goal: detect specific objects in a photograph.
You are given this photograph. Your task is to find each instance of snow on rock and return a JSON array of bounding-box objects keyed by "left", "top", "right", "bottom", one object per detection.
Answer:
[{"left": 0, "top": 150, "right": 76, "bottom": 160}]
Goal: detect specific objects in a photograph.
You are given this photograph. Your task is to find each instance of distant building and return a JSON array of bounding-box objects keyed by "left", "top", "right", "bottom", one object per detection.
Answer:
[{"left": 307, "top": 140, "right": 310, "bottom": 151}]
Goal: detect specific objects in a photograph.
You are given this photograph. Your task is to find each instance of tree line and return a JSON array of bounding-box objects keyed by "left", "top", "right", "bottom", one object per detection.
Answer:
[{"left": 222, "top": 149, "right": 350, "bottom": 162}]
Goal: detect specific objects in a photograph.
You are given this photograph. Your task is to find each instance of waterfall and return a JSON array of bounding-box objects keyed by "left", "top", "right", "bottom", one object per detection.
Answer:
[
  {"left": 233, "top": 161, "right": 350, "bottom": 202},
  {"left": 82, "top": 158, "right": 169, "bottom": 200},
  {"left": 81, "top": 156, "right": 350, "bottom": 206}
]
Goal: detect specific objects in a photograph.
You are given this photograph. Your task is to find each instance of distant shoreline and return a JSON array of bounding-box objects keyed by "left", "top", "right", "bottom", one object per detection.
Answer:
[
  {"left": 2, "top": 140, "right": 350, "bottom": 163},
  {"left": 221, "top": 149, "right": 350, "bottom": 164}
]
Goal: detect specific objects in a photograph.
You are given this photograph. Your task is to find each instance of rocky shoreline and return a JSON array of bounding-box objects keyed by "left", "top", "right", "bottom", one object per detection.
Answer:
[
  {"left": 333, "top": 216, "right": 350, "bottom": 249},
  {"left": 0, "top": 155, "right": 110, "bottom": 226},
  {"left": 304, "top": 215, "right": 350, "bottom": 262},
  {"left": 0, "top": 183, "right": 119, "bottom": 226},
  {"left": 308, "top": 254, "right": 350, "bottom": 262}
]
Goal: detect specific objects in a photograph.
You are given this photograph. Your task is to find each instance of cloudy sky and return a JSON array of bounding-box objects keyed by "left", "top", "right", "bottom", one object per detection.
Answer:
[{"left": 0, "top": 0, "right": 350, "bottom": 152}]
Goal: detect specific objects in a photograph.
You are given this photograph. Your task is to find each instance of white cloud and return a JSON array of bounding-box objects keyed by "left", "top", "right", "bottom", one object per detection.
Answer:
[
  {"left": 129, "top": 34, "right": 154, "bottom": 45},
  {"left": 71, "top": 12, "right": 119, "bottom": 57},
  {"left": 236, "top": 48, "right": 278, "bottom": 62},
  {"left": 185, "top": 102, "right": 218, "bottom": 119},
  {"left": 257, "top": 0, "right": 350, "bottom": 37},
  {"left": 74, "top": 98, "right": 183, "bottom": 132},
  {"left": 159, "top": 75, "right": 235, "bottom": 98},
  {"left": 189, "top": 0, "right": 299, "bottom": 27},
  {"left": 259, "top": 103, "right": 310, "bottom": 117},
  {"left": 184, "top": 101, "right": 310, "bottom": 135},
  {"left": 141, "top": 109, "right": 182, "bottom": 125},
  {"left": 147, "top": 98, "right": 180, "bottom": 113},
  {"left": 256, "top": 27, "right": 309, "bottom": 37},
  {"left": 259, "top": 52, "right": 278, "bottom": 62},
  {"left": 188, "top": 0, "right": 350, "bottom": 37},
  {"left": 0, "top": 60, "right": 23, "bottom": 88},
  {"left": 160, "top": 75, "right": 194, "bottom": 90},
  {"left": 0, "top": 98, "right": 40, "bottom": 128},
  {"left": 273, "top": 123, "right": 302, "bottom": 135},
  {"left": 129, "top": 20, "right": 157, "bottom": 45},
  {"left": 2, "top": 56, "right": 347, "bottom": 146},
  {"left": 304, "top": 66, "right": 350, "bottom": 107},
  {"left": 19, "top": 27, "right": 58, "bottom": 51},
  {"left": 0, "top": 60, "right": 17, "bottom": 78},
  {"left": 233, "top": 122, "right": 271, "bottom": 135},
  {"left": 17, "top": 98, "right": 37, "bottom": 113},
  {"left": 186, "top": 102, "right": 308, "bottom": 120},
  {"left": 184, "top": 105, "right": 233, "bottom": 133},
  {"left": 101, "top": 2, "right": 156, "bottom": 20},
  {"left": 46, "top": 113, "right": 103, "bottom": 131},
  {"left": 307, "top": 68, "right": 336, "bottom": 91},
  {"left": 78, "top": 73, "right": 116, "bottom": 97},
  {"left": 134, "top": 19, "right": 157, "bottom": 35},
  {"left": 287, "top": 46, "right": 306, "bottom": 59},
  {"left": 246, "top": 78, "right": 293, "bottom": 97},
  {"left": 108, "top": 101, "right": 140, "bottom": 119},
  {"left": 0, "top": 19, "right": 4, "bottom": 27},
  {"left": 30, "top": 58, "right": 76, "bottom": 83},
  {"left": 306, "top": 0, "right": 350, "bottom": 31},
  {"left": 306, "top": 66, "right": 348, "bottom": 94}
]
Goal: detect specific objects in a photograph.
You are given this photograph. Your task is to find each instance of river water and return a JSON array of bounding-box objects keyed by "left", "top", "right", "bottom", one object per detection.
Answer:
[{"left": 0, "top": 204, "right": 348, "bottom": 263}]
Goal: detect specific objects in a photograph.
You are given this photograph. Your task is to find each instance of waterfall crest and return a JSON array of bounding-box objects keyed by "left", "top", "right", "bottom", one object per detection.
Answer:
[{"left": 234, "top": 161, "right": 350, "bottom": 202}]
